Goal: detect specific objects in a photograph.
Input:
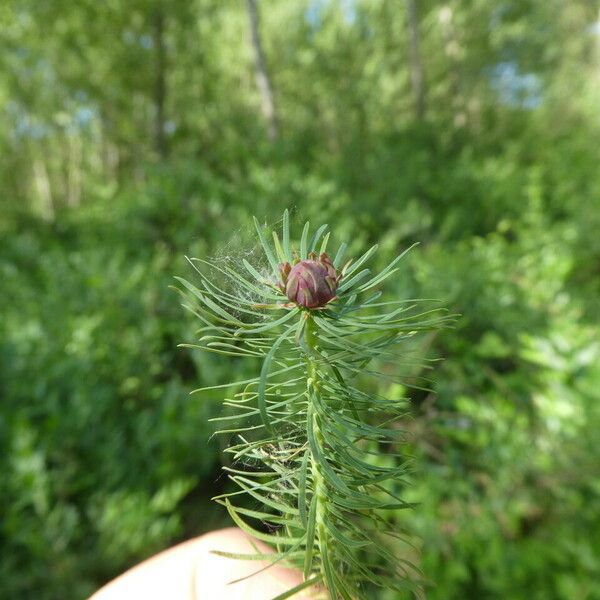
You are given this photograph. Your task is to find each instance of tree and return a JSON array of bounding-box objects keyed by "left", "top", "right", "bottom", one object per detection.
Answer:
[
  {"left": 246, "top": 0, "right": 278, "bottom": 140},
  {"left": 152, "top": 4, "right": 168, "bottom": 159},
  {"left": 406, "top": 0, "right": 426, "bottom": 120}
]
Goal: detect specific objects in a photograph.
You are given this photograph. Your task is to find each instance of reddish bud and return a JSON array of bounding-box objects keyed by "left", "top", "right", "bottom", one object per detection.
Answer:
[{"left": 279, "top": 252, "right": 340, "bottom": 308}]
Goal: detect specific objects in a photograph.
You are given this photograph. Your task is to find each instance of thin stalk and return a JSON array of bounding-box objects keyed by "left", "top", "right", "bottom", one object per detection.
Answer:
[{"left": 305, "top": 315, "right": 328, "bottom": 591}]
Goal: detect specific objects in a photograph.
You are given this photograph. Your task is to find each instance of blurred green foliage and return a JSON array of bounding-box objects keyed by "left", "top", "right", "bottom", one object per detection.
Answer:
[{"left": 1, "top": 0, "right": 600, "bottom": 598}]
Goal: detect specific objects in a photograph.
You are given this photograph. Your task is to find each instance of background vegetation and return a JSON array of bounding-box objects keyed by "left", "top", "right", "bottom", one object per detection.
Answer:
[{"left": 1, "top": 1, "right": 600, "bottom": 598}]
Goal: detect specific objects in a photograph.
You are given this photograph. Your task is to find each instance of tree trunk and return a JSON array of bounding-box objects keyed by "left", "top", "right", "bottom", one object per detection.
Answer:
[
  {"left": 596, "top": 7, "right": 600, "bottom": 69},
  {"left": 67, "top": 131, "right": 83, "bottom": 207},
  {"left": 406, "top": 0, "right": 426, "bottom": 121},
  {"left": 153, "top": 6, "right": 168, "bottom": 159},
  {"left": 439, "top": 4, "right": 464, "bottom": 126},
  {"left": 32, "top": 151, "right": 54, "bottom": 221},
  {"left": 246, "top": 0, "right": 278, "bottom": 140}
]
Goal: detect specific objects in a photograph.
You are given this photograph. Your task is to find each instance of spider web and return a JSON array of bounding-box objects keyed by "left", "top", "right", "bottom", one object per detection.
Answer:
[{"left": 199, "top": 215, "right": 287, "bottom": 319}]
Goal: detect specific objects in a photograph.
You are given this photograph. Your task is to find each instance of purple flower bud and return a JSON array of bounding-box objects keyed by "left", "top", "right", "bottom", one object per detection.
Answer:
[{"left": 279, "top": 253, "right": 340, "bottom": 308}]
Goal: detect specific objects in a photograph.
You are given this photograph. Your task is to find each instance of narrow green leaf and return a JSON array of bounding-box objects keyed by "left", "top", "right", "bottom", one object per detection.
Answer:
[
  {"left": 211, "top": 550, "right": 298, "bottom": 561},
  {"left": 298, "top": 449, "right": 309, "bottom": 527},
  {"left": 319, "top": 231, "right": 331, "bottom": 254},
  {"left": 175, "top": 276, "right": 244, "bottom": 325},
  {"left": 344, "top": 243, "right": 378, "bottom": 277},
  {"left": 253, "top": 216, "right": 279, "bottom": 274},
  {"left": 224, "top": 499, "right": 303, "bottom": 545},
  {"left": 307, "top": 408, "right": 354, "bottom": 498},
  {"left": 308, "top": 224, "right": 328, "bottom": 253},
  {"left": 270, "top": 576, "right": 322, "bottom": 600},
  {"left": 327, "top": 518, "right": 374, "bottom": 549},
  {"left": 321, "top": 544, "right": 338, "bottom": 599},
  {"left": 303, "top": 494, "right": 318, "bottom": 579},
  {"left": 357, "top": 243, "right": 419, "bottom": 293},
  {"left": 334, "top": 242, "right": 348, "bottom": 268},
  {"left": 242, "top": 258, "right": 268, "bottom": 283},
  {"left": 236, "top": 307, "right": 298, "bottom": 335},
  {"left": 338, "top": 268, "right": 371, "bottom": 292},
  {"left": 300, "top": 221, "right": 310, "bottom": 259},
  {"left": 329, "top": 363, "right": 360, "bottom": 421},
  {"left": 282, "top": 209, "right": 291, "bottom": 261},
  {"left": 228, "top": 476, "right": 301, "bottom": 515},
  {"left": 295, "top": 313, "right": 308, "bottom": 348},
  {"left": 272, "top": 231, "right": 287, "bottom": 263},
  {"left": 226, "top": 541, "right": 305, "bottom": 585},
  {"left": 191, "top": 257, "right": 280, "bottom": 301},
  {"left": 332, "top": 568, "right": 355, "bottom": 600},
  {"left": 258, "top": 326, "right": 295, "bottom": 433},
  {"left": 356, "top": 268, "right": 399, "bottom": 294}
]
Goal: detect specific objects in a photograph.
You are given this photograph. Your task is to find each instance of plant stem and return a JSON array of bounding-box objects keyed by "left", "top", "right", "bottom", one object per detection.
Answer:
[{"left": 304, "top": 315, "right": 328, "bottom": 590}]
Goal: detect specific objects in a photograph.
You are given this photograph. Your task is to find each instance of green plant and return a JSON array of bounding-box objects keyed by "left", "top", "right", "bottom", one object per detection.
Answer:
[{"left": 177, "top": 211, "right": 451, "bottom": 599}]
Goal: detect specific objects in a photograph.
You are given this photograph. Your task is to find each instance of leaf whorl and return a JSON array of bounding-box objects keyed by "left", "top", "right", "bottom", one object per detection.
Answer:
[{"left": 178, "top": 210, "right": 452, "bottom": 599}]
